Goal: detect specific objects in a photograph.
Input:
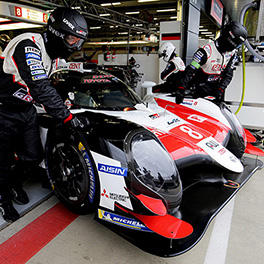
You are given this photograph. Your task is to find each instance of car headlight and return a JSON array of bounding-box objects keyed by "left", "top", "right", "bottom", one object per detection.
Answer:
[{"left": 125, "top": 130, "right": 182, "bottom": 211}]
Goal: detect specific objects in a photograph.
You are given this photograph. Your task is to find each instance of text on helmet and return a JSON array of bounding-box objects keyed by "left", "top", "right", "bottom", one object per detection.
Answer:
[{"left": 63, "top": 18, "right": 75, "bottom": 30}]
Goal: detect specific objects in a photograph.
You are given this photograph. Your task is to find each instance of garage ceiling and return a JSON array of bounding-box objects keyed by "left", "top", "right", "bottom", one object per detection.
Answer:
[{"left": 4, "top": 0, "right": 178, "bottom": 43}]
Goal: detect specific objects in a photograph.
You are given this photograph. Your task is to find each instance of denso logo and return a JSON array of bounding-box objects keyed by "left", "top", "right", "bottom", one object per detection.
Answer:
[
  {"left": 69, "top": 63, "right": 81, "bottom": 69},
  {"left": 98, "top": 163, "right": 127, "bottom": 176}
]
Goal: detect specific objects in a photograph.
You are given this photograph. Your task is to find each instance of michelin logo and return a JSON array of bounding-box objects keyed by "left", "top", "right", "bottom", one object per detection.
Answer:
[
  {"left": 98, "top": 209, "right": 151, "bottom": 232},
  {"left": 98, "top": 163, "right": 127, "bottom": 176}
]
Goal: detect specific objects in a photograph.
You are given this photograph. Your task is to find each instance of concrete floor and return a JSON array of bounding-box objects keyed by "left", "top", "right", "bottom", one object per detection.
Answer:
[{"left": 0, "top": 156, "right": 263, "bottom": 264}]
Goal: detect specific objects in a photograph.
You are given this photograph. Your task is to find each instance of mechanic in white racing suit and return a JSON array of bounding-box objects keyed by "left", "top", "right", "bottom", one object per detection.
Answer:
[
  {"left": 153, "top": 42, "right": 186, "bottom": 103},
  {"left": 175, "top": 21, "right": 248, "bottom": 104},
  {"left": 0, "top": 7, "right": 88, "bottom": 222}
]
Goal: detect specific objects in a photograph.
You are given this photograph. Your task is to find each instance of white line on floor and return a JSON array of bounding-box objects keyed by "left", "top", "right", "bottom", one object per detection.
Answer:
[{"left": 203, "top": 198, "right": 235, "bottom": 264}]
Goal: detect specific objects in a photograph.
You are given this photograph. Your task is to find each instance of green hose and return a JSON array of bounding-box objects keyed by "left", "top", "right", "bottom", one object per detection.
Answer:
[
  {"left": 235, "top": 12, "right": 248, "bottom": 115},
  {"left": 235, "top": 44, "right": 246, "bottom": 114}
]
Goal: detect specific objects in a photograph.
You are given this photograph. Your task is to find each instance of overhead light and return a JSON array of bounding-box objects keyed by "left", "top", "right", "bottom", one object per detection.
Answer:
[
  {"left": 0, "top": 18, "right": 11, "bottom": 22},
  {"left": 125, "top": 11, "right": 140, "bottom": 15},
  {"left": 135, "top": 24, "right": 143, "bottom": 26},
  {"left": 137, "top": 0, "right": 160, "bottom": 2},
  {"left": 0, "top": 22, "right": 43, "bottom": 31},
  {"left": 88, "top": 40, "right": 150, "bottom": 45},
  {"left": 199, "top": 29, "right": 208, "bottom": 32},
  {"left": 157, "top": 9, "right": 176, "bottom": 12},
  {"left": 99, "top": 13, "right": 111, "bottom": 17},
  {"left": 201, "top": 31, "right": 212, "bottom": 34},
  {"left": 90, "top": 26, "right": 101, "bottom": 29},
  {"left": 100, "top": 2, "right": 121, "bottom": 6},
  {"left": 170, "top": 16, "right": 177, "bottom": 19},
  {"left": 199, "top": 25, "right": 204, "bottom": 28},
  {"left": 154, "top": 18, "right": 158, "bottom": 20},
  {"left": 118, "top": 32, "right": 128, "bottom": 35}
]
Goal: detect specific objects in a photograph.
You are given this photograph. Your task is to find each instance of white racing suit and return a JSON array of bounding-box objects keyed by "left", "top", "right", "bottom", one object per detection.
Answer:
[
  {"left": 153, "top": 56, "right": 185, "bottom": 95},
  {"left": 178, "top": 40, "right": 236, "bottom": 101}
]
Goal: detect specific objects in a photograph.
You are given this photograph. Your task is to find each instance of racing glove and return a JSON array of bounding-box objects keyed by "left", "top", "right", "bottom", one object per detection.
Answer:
[
  {"left": 215, "top": 88, "right": 225, "bottom": 102},
  {"left": 64, "top": 114, "right": 88, "bottom": 130},
  {"left": 174, "top": 87, "right": 185, "bottom": 104}
]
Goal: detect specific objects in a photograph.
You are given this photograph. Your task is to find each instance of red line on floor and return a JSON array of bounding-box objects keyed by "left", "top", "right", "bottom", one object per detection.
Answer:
[{"left": 0, "top": 203, "right": 78, "bottom": 264}]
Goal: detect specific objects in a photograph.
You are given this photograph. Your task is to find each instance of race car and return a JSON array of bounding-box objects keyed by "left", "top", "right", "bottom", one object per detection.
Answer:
[{"left": 37, "top": 61, "right": 263, "bottom": 257}]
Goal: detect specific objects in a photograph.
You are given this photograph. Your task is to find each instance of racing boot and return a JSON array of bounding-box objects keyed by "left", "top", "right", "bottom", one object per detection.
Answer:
[
  {"left": 0, "top": 192, "right": 20, "bottom": 222},
  {"left": 10, "top": 184, "right": 29, "bottom": 205}
]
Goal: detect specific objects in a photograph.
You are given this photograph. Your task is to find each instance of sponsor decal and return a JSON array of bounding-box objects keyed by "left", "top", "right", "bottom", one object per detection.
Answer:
[
  {"left": 187, "top": 114, "right": 207, "bottom": 123},
  {"left": 224, "top": 180, "right": 240, "bottom": 189},
  {"left": 205, "top": 139, "right": 219, "bottom": 150},
  {"left": 32, "top": 74, "right": 48, "bottom": 81},
  {"left": 167, "top": 118, "right": 180, "bottom": 126},
  {"left": 147, "top": 127, "right": 167, "bottom": 137},
  {"left": 26, "top": 59, "right": 42, "bottom": 65},
  {"left": 208, "top": 75, "right": 220, "bottom": 82},
  {"left": 78, "top": 142, "right": 96, "bottom": 203},
  {"left": 82, "top": 79, "right": 111, "bottom": 84},
  {"left": 98, "top": 163, "right": 127, "bottom": 176},
  {"left": 25, "top": 47, "right": 40, "bottom": 55},
  {"left": 13, "top": 88, "right": 33, "bottom": 102},
  {"left": 98, "top": 209, "right": 151, "bottom": 231},
  {"left": 182, "top": 98, "right": 195, "bottom": 106},
  {"left": 149, "top": 113, "right": 160, "bottom": 120},
  {"left": 204, "top": 96, "right": 216, "bottom": 100},
  {"left": 229, "top": 155, "right": 237, "bottom": 163},
  {"left": 31, "top": 70, "right": 46, "bottom": 75},
  {"left": 63, "top": 18, "right": 75, "bottom": 30},
  {"left": 30, "top": 64, "right": 44, "bottom": 70},
  {"left": 48, "top": 25, "right": 64, "bottom": 38},
  {"left": 69, "top": 62, "right": 82, "bottom": 69},
  {"left": 101, "top": 189, "right": 129, "bottom": 202},
  {"left": 64, "top": 99, "right": 72, "bottom": 109},
  {"left": 218, "top": 147, "right": 227, "bottom": 155},
  {"left": 26, "top": 53, "right": 41, "bottom": 60},
  {"left": 76, "top": 29, "right": 87, "bottom": 37},
  {"left": 92, "top": 75, "right": 114, "bottom": 79}
]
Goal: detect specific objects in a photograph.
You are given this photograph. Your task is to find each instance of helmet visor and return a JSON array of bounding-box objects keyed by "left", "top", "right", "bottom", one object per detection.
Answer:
[{"left": 65, "top": 34, "right": 85, "bottom": 50}]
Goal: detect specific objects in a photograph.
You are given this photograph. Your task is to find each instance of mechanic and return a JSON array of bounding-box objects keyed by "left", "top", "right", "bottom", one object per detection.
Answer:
[
  {"left": 0, "top": 7, "right": 88, "bottom": 222},
  {"left": 175, "top": 21, "right": 248, "bottom": 104},
  {"left": 153, "top": 42, "right": 186, "bottom": 103}
]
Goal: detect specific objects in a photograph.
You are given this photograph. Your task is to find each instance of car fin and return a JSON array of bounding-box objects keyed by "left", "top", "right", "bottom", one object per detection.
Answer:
[
  {"left": 115, "top": 203, "right": 193, "bottom": 239},
  {"left": 245, "top": 143, "right": 264, "bottom": 156},
  {"left": 244, "top": 128, "right": 257, "bottom": 143}
]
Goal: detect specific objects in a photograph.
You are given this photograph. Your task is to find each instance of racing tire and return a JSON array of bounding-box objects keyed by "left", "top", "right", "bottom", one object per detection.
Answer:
[{"left": 46, "top": 127, "right": 99, "bottom": 214}]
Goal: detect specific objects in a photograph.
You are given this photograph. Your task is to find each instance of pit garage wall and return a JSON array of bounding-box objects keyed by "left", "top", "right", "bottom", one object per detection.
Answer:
[
  {"left": 98, "top": 53, "right": 159, "bottom": 96},
  {"left": 159, "top": 21, "right": 182, "bottom": 83},
  {"left": 225, "top": 63, "right": 264, "bottom": 129}
]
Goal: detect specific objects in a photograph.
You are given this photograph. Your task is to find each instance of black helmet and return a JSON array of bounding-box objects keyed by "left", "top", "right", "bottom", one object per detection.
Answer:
[
  {"left": 216, "top": 21, "right": 248, "bottom": 53},
  {"left": 45, "top": 7, "right": 88, "bottom": 59}
]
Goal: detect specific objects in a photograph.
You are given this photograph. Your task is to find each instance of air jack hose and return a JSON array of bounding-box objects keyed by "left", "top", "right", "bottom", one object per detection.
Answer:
[{"left": 235, "top": 11, "right": 248, "bottom": 114}]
